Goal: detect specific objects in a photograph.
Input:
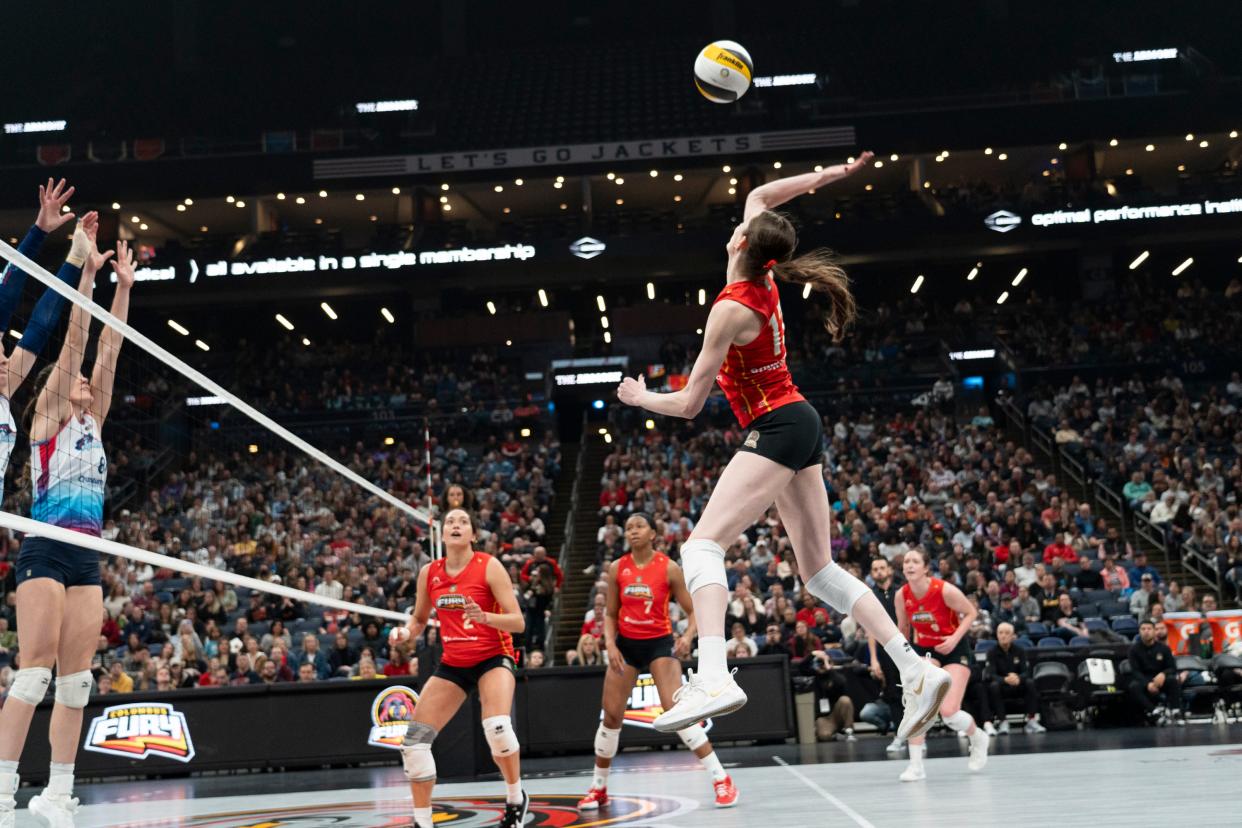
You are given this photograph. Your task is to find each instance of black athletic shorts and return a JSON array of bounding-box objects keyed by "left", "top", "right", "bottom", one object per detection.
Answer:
[
  {"left": 913, "top": 638, "right": 972, "bottom": 669},
  {"left": 614, "top": 634, "right": 675, "bottom": 672},
  {"left": 16, "top": 536, "right": 102, "bottom": 588},
  {"left": 434, "top": 654, "right": 516, "bottom": 693},
  {"left": 737, "top": 400, "right": 824, "bottom": 471}
]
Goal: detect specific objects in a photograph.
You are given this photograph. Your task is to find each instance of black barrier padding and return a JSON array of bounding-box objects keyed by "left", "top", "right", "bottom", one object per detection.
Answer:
[
  {"left": 18, "top": 679, "right": 479, "bottom": 781},
  {"left": 16, "top": 657, "right": 793, "bottom": 781},
  {"left": 518, "top": 655, "right": 793, "bottom": 753}
]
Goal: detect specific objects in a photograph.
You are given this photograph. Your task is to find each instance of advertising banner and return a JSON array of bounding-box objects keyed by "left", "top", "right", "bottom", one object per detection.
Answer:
[{"left": 1163, "top": 612, "right": 1202, "bottom": 656}]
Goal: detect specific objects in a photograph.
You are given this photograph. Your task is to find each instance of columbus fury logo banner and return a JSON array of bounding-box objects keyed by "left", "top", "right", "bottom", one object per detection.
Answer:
[{"left": 84, "top": 702, "right": 196, "bottom": 762}]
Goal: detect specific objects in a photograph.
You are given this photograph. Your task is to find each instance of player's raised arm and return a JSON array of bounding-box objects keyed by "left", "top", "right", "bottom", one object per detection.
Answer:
[
  {"left": 616, "top": 300, "right": 751, "bottom": 420},
  {"left": 743, "top": 151, "right": 874, "bottom": 222}
]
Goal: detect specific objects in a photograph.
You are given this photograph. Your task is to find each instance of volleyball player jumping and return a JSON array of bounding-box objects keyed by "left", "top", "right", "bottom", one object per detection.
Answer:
[
  {"left": 577, "top": 513, "right": 738, "bottom": 811},
  {"left": 617, "top": 152, "right": 950, "bottom": 738},
  {"left": 895, "top": 548, "right": 988, "bottom": 780},
  {"left": 0, "top": 183, "right": 103, "bottom": 505},
  {"left": 389, "top": 508, "right": 529, "bottom": 828},
  {"left": 0, "top": 238, "right": 133, "bottom": 828}
]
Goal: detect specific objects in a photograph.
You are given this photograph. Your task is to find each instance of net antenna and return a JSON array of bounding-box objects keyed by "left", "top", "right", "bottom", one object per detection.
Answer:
[
  {"left": 0, "top": 238, "right": 431, "bottom": 527},
  {"left": 423, "top": 417, "right": 442, "bottom": 559}
]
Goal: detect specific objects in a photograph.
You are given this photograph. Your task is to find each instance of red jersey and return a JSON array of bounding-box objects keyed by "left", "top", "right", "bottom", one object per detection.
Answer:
[
  {"left": 615, "top": 552, "right": 673, "bottom": 639},
  {"left": 426, "top": 552, "right": 515, "bottom": 667},
  {"left": 900, "top": 578, "right": 959, "bottom": 648},
  {"left": 713, "top": 275, "right": 805, "bottom": 428}
]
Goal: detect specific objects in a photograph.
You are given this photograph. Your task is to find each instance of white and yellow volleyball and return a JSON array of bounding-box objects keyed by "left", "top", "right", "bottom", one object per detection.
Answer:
[{"left": 693, "top": 40, "right": 754, "bottom": 104}]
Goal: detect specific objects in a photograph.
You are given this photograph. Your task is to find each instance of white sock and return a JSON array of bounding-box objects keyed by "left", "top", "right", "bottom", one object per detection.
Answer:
[
  {"left": 908, "top": 742, "right": 925, "bottom": 767},
  {"left": 699, "top": 751, "right": 727, "bottom": 782},
  {"left": 697, "top": 636, "right": 728, "bottom": 680},
  {"left": 884, "top": 636, "right": 924, "bottom": 680},
  {"left": 506, "top": 781, "right": 523, "bottom": 804},
  {"left": 0, "top": 759, "right": 17, "bottom": 808},
  {"left": 592, "top": 763, "right": 610, "bottom": 789},
  {"left": 46, "top": 762, "right": 74, "bottom": 801},
  {"left": 414, "top": 806, "right": 434, "bottom": 828}
]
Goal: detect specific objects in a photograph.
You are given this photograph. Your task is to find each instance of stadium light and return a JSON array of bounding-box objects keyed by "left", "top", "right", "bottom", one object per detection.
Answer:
[
  {"left": 984, "top": 148, "right": 993, "bottom": 155},
  {"left": 486, "top": 301, "right": 497, "bottom": 315},
  {"left": 996, "top": 291, "right": 1009, "bottom": 305},
  {"left": 697, "top": 288, "right": 706, "bottom": 306},
  {"left": 592, "top": 400, "right": 605, "bottom": 410},
  {"left": 646, "top": 282, "right": 655, "bottom": 300},
  {"left": 520, "top": 428, "right": 531, "bottom": 438},
  {"left": 1058, "top": 142, "right": 1068, "bottom": 151},
  {"left": 384, "top": 437, "right": 395, "bottom": 446},
  {"left": 910, "top": 275, "right": 924, "bottom": 294},
  {"left": 596, "top": 295, "right": 607, "bottom": 312},
  {"left": 1129, "top": 251, "right": 1150, "bottom": 270},
  {"left": 275, "top": 314, "right": 294, "bottom": 330},
  {"left": 301, "top": 337, "right": 311, "bottom": 346},
  {"left": 320, "top": 302, "right": 338, "bottom": 320},
  {"left": 967, "top": 266, "right": 979, "bottom": 281},
  {"left": 111, "top": 202, "right": 121, "bottom": 210},
  {"left": 167, "top": 319, "right": 190, "bottom": 336},
  {"left": 8, "top": 330, "right": 21, "bottom": 339},
  {"left": 1172, "top": 257, "right": 1193, "bottom": 276},
  {"left": 276, "top": 193, "right": 286, "bottom": 200},
  {"left": 248, "top": 444, "right": 259, "bottom": 454},
  {"left": 603, "top": 331, "right": 612, "bottom": 344},
  {"left": 645, "top": 419, "right": 655, "bottom": 430},
  {"left": 195, "top": 339, "right": 210, "bottom": 352},
  {"left": 1012, "top": 268, "right": 1028, "bottom": 286},
  {"left": 802, "top": 283, "right": 812, "bottom": 299},
  {"left": 392, "top": 187, "right": 401, "bottom": 195},
  {"left": 538, "top": 289, "right": 548, "bottom": 307},
  {"left": 381, "top": 307, "right": 395, "bottom": 324},
  {"left": 1146, "top": 144, "right": 1155, "bottom": 152},
  {"left": 600, "top": 316, "right": 609, "bottom": 329},
  {"left": 604, "top": 433, "right": 613, "bottom": 444},
  {"left": 1109, "top": 138, "right": 1119, "bottom": 147}
]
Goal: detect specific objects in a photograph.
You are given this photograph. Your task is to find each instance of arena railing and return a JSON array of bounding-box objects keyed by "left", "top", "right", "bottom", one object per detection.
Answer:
[
  {"left": 547, "top": 413, "right": 587, "bottom": 664},
  {"left": 1180, "top": 539, "right": 1224, "bottom": 599},
  {"left": 1131, "top": 510, "right": 1173, "bottom": 578},
  {"left": 1093, "top": 481, "right": 1128, "bottom": 539}
]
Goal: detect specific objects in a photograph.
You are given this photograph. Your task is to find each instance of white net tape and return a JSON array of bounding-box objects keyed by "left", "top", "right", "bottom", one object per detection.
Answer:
[{"left": 0, "top": 510, "right": 407, "bottom": 622}]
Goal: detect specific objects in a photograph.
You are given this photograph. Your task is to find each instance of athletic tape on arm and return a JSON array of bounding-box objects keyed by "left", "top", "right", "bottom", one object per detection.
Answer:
[
  {"left": 0, "top": 510, "right": 408, "bottom": 622},
  {"left": 0, "top": 239, "right": 431, "bottom": 528}
]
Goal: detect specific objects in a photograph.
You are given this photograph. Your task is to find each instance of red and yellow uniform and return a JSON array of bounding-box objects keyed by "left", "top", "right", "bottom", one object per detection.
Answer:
[
  {"left": 426, "top": 552, "right": 515, "bottom": 667},
  {"left": 900, "top": 578, "right": 959, "bottom": 648},
  {"left": 616, "top": 552, "right": 673, "bottom": 639},
  {"left": 713, "top": 275, "right": 805, "bottom": 428}
]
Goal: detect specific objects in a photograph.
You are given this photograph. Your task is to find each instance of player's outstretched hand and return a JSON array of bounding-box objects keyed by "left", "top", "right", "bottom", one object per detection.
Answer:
[
  {"left": 617, "top": 374, "right": 646, "bottom": 407},
  {"left": 36, "top": 178, "right": 76, "bottom": 233}
]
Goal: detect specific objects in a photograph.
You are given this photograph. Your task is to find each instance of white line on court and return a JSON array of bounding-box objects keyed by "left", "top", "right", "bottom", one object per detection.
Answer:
[{"left": 772, "top": 756, "right": 876, "bottom": 828}]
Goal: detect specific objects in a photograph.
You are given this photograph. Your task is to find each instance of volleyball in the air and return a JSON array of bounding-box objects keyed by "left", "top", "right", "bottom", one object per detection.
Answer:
[{"left": 694, "top": 40, "right": 754, "bottom": 104}]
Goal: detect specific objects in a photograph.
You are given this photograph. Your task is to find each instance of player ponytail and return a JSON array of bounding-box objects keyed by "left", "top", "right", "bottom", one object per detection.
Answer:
[{"left": 743, "top": 210, "right": 856, "bottom": 342}]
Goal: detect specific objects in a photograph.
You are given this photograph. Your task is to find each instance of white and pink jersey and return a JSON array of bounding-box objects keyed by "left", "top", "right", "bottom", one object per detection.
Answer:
[{"left": 31, "top": 413, "right": 106, "bottom": 536}]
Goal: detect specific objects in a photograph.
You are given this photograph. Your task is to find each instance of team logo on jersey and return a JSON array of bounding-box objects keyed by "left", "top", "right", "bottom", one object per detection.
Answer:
[
  {"left": 166, "top": 792, "right": 695, "bottom": 828},
  {"left": 74, "top": 431, "right": 96, "bottom": 451},
  {"left": 366, "top": 685, "right": 420, "bottom": 749},
  {"left": 910, "top": 610, "right": 936, "bottom": 625},
  {"left": 744, "top": 431, "right": 760, "bottom": 448},
  {"left": 615, "top": 673, "right": 715, "bottom": 731},
  {"left": 623, "top": 582, "right": 654, "bottom": 600},
  {"left": 436, "top": 593, "right": 467, "bottom": 610},
  {"left": 84, "top": 702, "right": 195, "bottom": 763}
]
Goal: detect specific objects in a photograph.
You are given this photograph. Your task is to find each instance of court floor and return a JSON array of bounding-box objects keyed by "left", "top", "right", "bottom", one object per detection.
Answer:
[{"left": 16, "top": 726, "right": 1242, "bottom": 827}]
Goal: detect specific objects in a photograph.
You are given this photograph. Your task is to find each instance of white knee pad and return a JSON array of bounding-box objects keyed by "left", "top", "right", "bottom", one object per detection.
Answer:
[
  {"left": 680, "top": 539, "right": 727, "bottom": 594},
  {"left": 677, "top": 723, "right": 709, "bottom": 751},
  {"left": 482, "top": 715, "right": 520, "bottom": 757},
  {"left": 943, "top": 710, "right": 974, "bottom": 733},
  {"left": 9, "top": 667, "right": 52, "bottom": 706},
  {"left": 805, "top": 562, "right": 870, "bottom": 612},
  {"left": 55, "top": 670, "right": 94, "bottom": 709},
  {"left": 401, "top": 722, "right": 438, "bottom": 782},
  {"left": 594, "top": 723, "right": 621, "bottom": 759}
]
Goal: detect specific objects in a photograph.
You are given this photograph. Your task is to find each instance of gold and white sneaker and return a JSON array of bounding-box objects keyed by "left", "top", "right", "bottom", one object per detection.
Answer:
[
  {"left": 652, "top": 669, "right": 747, "bottom": 732},
  {"left": 896, "top": 661, "right": 951, "bottom": 741}
]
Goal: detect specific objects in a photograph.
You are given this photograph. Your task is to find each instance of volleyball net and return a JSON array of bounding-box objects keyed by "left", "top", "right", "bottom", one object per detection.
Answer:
[{"left": 0, "top": 230, "right": 435, "bottom": 624}]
